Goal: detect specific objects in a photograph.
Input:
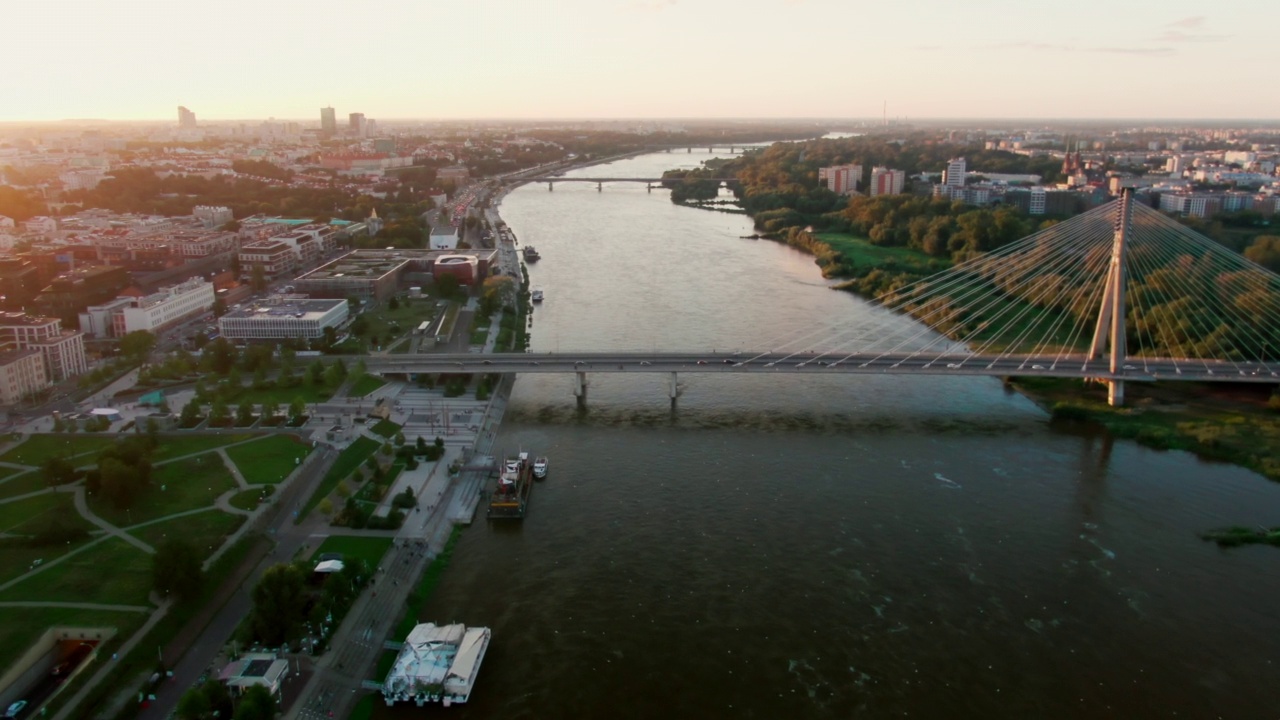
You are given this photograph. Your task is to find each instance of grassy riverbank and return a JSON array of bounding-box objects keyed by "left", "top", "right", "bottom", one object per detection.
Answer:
[{"left": 1011, "top": 376, "right": 1280, "bottom": 482}]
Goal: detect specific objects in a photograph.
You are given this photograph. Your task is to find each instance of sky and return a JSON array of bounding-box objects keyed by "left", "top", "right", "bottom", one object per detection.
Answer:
[{"left": 2, "top": 0, "right": 1277, "bottom": 122}]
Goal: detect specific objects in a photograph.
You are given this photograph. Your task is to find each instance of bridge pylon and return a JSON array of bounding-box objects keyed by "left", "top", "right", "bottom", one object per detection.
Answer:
[{"left": 1087, "top": 188, "right": 1133, "bottom": 406}]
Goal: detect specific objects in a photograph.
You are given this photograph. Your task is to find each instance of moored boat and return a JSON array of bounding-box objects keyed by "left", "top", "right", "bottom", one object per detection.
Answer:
[
  {"left": 531, "top": 289, "right": 544, "bottom": 303},
  {"left": 532, "top": 456, "right": 548, "bottom": 479}
]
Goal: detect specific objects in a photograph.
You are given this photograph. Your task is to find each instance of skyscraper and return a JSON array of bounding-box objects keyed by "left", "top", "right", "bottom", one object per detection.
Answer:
[
  {"left": 177, "top": 106, "right": 197, "bottom": 129},
  {"left": 348, "top": 113, "right": 367, "bottom": 138},
  {"left": 320, "top": 106, "right": 337, "bottom": 135},
  {"left": 944, "top": 157, "right": 966, "bottom": 188}
]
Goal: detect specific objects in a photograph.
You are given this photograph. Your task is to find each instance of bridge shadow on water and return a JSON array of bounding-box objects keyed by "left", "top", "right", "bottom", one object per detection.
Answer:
[{"left": 509, "top": 402, "right": 1041, "bottom": 437}]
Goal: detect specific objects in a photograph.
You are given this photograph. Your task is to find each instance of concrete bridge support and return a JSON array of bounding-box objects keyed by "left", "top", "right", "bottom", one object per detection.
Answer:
[
  {"left": 687, "top": 147, "right": 692, "bottom": 153},
  {"left": 1107, "top": 379, "right": 1124, "bottom": 407},
  {"left": 646, "top": 183, "right": 652, "bottom": 193},
  {"left": 597, "top": 182, "right": 602, "bottom": 192},
  {"left": 668, "top": 372, "right": 683, "bottom": 409},
  {"left": 573, "top": 371, "right": 588, "bottom": 407}
]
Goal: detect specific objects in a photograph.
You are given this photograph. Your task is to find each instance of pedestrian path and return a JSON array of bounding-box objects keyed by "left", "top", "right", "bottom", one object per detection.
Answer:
[{"left": 0, "top": 601, "right": 151, "bottom": 612}]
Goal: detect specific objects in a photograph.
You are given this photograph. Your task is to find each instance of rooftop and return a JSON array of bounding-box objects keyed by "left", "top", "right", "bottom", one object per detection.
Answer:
[{"left": 222, "top": 297, "right": 345, "bottom": 321}]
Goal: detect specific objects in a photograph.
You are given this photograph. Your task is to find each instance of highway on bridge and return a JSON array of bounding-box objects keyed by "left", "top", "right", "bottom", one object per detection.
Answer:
[{"left": 358, "top": 352, "right": 1279, "bottom": 384}]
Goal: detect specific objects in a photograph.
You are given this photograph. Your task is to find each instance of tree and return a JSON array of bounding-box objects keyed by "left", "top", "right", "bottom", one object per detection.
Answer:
[
  {"left": 43, "top": 456, "right": 77, "bottom": 487},
  {"left": 249, "top": 563, "right": 308, "bottom": 646},
  {"left": 323, "top": 362, "right": 343, "bottom": 387},
  {"left": 119, "top": 330, "right": 156, "bottom": 360},
  {"left": 153, "top": 538, "right": 204, "bottom": 602},
  {"left": 209, "top": 398, "right": 230, "bottom": 425},
  {"left": 1244, "top": 235, "right": 1280, "bottom": 273},
  {"left": 180, "top": 400, "right": 202, "bottom": 426},
  {"left": 250, "top": 262, "right": 268, "bottom": 292},
  {"left": 233, "top": 684, "right": 276, "bottom": 720},
  {"left": 204, "top": 337, "right": 237, "bottom": 375},
  {"left": 307, "top": 359, "right": 325, "bottom": 386},
  {"left": 263, "top": 401, "right": 280, "bottom": 420},
  {"left": 237, "top": 399, "right": 255, "bottom": 425},
  {"left": 434, "top": 273, "right": 460, "bottom": 299},
  {"left": 99, "top": 456, "right": 147, "bottom": 509},
  {"left": 289, "top": 396, "right": 306, "bottom": 421},
  {"left": 388, "top": 295, "right": 400, "bottom": 310}
]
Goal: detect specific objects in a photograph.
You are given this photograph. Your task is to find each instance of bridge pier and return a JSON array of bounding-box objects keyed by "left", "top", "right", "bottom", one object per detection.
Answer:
[
  {"left": 548, "top": 182, "right": 554, "bottom": 191},
  {"left": 573, "top": 371, "right": 588, "bottom": 407},
  {"left": 646, "top": 183, "right": 652, "bottom": 193},
  {"left": 687, "top": 147, "right": 692, "bottom": 153},
  {"left": 597, "top": 182, "right": 602, "bottom": 192},
  {"left": 1107, "top": 379, "right": 1124, "bottom": 407}
]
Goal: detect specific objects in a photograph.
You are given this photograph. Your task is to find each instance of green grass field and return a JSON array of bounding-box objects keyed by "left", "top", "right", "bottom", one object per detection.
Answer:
[
  {"left": 130, "top": 508, "right": 246, "bottom": 557},
  {"left": 348, "top": 375, "right": 387, "bottom": 398},
  {"left": 815, "top": 232, "right": 951, "bottom": 274},
  {"left": 309, "top": 535, "right": 393, "bottom": 571},
  {"left": 0, "top": 495, "right": 97, "bottom": 586},
  {"left": 228, "top": 383, "right": 334, "bottom": 406},
  {"left": 0, "top": 470, "right": 49, "bottom": 500},
  {"left": 0, "top": 606, "right": 146, "bottom": 677},
  {"left": 1, "top": 435, "right": 118, "bottom": 467},
  {"left": 0, "top": 537, "right": 154, "bottom": 606},
  {"left": 224, "top": 434, "right": 312, "bottom": 485},
  {"left": 0, "top": 491, "right": 70, "bottom": 535},
  {"left": 369, "top": 419, "right": 401, "bottom": 439},
  {"left": 298, "top": 436, "right": 381, "bottom": 521},
  {"left": 227, "top": 488, "right": 264, "bottom": 511},
  {"left": 88, "top": 455, "right": 239, "bottom": 527},
  {"left": 151, "top": 433, "right": 257, "bottom": 463}
]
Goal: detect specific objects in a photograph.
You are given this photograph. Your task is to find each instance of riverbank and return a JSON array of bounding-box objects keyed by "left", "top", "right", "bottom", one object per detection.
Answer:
[{"left": 1012, "top": 375, "right": 1280, "bottom": 482}]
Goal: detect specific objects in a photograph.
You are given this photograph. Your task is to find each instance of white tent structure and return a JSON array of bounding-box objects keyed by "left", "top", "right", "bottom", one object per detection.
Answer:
[
  {"left": 313, "top": 559, "right": 345, "bottom": 574},
  {"left": 382, "top": 622, "right": 491, "bottom": 707}
]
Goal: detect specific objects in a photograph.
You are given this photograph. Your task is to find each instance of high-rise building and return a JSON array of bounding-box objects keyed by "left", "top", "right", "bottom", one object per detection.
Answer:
[
  {"left": 320, "top": 106, "right": 337, "bottom": 135},
  {"left": 943, "top": 158, "right": 966, "bottom": 188},
  {"left": 818, "top": 164, "right": 861, "bottom": 195},
  {"left": 178, "top": 106, "right": 197, "bottom": 129},
  {"left": 349, "top": 113, "right": 367, "bottom": 138},
  {"left": 869, "top": 167, "right": 906, "bottom": 197}
]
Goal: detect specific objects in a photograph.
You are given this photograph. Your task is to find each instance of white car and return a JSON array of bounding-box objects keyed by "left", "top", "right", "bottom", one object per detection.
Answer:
[
  {"left": 946, "top": 363, "right": 961, "bottom": 369},
  {"left": 4, "top": 701, "right": 27, "bottom": 719}
]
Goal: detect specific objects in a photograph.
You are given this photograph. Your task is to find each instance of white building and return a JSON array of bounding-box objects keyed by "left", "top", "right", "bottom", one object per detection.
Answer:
[
  {"left": 79, "top": 279, "right": 214, "bottom": 338},
  {"left": 22, "top": 216, "right": 57, "bottom": 236},
  {"left": 1029, "top": 187, "right": 1047, "bottom": 215},
  {"left": 943, "top": 158, "right": 967, "bottom": 189},
  {"left": 0, "top": 348, "right": 48, "bottom": 406},
  {"left": 0, "top": 313, "right": 87, "bottom": 382},
  {"left": 382, "top": 623, "right": 491, "bottom": 708},
  {"left": 218, "top": 297, "right": 348, "bottom": 340},
  {"left": 193, "top": 206, "right": 234, "bottom": 228},
  {"left": 429, "top": 224, "right": 459, "bottom": 251},
  {"left": 869, "top": 167, "right": 906, "bottom": 196},
  {"left": 818, "top": 164, "right": 861, "bottom": 195}
]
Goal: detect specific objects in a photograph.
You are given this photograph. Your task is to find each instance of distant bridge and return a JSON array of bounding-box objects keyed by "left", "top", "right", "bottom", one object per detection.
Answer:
[{"left": 502, "top": 176, "right": 738, "bottom": 191}]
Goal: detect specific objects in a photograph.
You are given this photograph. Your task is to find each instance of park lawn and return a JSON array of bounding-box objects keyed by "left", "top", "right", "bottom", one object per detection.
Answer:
[
  {"left": 360, "top": 299, "right": 436, "bottom": 351},
  {"left": 228, "top": 382, "right": 334, "bottom": 406},
  {"left": 0, "top": 606, "right": 146, "bottom": 675},
  {"left": 0, "top": 537, "right": 154, "bottom": 606},
  {"left": 298, "top": 436, "right": 380, "bottom": 521},
  {"left": 130, "top": 508, "right": 246, "bottom": 558},
  {"left": 1, "top": 435, "right": 118, "bottom": 467},
  {"left": 369, "top": 419, "right": 401, "bottom": 439},
  {"left": 309, "top": 535, "right": 393, "bottom": 571},
  {"left": 815, "top": 232, "right": 951, "bottom": 275},
  {"left": 225, "top": 434, "right": 312, "bottom": 485},
  {"left": 0, "top": 491, "right": 70, "bottom": 535},
  {"left": 469, "top": 325, "right": 490, "bottom": 345},
  {"left": 88, "top": 455, "right": 239, "bottom": 528},
  {"left": 0, "top": 497, "right": 98, "bottom": 586},
  {"left": 348, "top": 375, "right": 387, "bottom": 398},
  {"left": 0, "top": 470, "right": 50, "bottom": 500},
  {"left": 151, "top": 433, "right": 258, "bottom": 463},
  {"left": 227, "top": 488, "right": 266, "bottom": 511}
]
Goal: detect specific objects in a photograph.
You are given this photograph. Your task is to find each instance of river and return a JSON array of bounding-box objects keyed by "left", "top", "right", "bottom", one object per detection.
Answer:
[{"left": 380, "top": 150, "right": 1280, "bottom": 718}]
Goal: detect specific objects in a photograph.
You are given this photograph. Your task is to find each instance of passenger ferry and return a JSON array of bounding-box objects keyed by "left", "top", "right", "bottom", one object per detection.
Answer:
[{"left": 531, "top": 289, "right": 544, "bottom": 303}]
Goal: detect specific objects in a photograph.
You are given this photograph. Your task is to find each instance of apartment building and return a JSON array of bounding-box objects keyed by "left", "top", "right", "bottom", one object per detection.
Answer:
[
  {"left": 818, "top": 164, "right": 861, "bottom": 195},
  {"left": 0, "top": 348, "right": 47, "bottom": 405},
  {"left": 0, "top": 313, "right": 88, "bottom": 383},
  {"left": 79, "top": 278, "right": 214, "bottom": 338},
  {"left": 869, "top": 167, "right": 906, "bottom": 197}
]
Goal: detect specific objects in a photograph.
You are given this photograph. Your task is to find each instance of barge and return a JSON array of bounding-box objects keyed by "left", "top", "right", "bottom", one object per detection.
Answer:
[{"left": 488, "top": 452, "right": 533, "bottom": 519}]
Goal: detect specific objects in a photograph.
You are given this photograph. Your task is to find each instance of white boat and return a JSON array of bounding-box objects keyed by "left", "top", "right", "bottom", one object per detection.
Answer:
[
  {"left": 531, "top": 289, "right": 544, "bottom": 303},
  {"left": 532, "top": 456, "right": 548, "bottom": 479}
]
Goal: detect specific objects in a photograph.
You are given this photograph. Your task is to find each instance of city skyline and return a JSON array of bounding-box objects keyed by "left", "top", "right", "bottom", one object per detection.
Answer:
[{"left": 2, "top": 0, "right": 1278, "bottom": 122}]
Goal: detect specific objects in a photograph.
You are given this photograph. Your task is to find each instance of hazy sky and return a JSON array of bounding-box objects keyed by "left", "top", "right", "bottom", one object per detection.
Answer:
[{"left": 3, "top": 0, "right": 1276, "bottom": 121}]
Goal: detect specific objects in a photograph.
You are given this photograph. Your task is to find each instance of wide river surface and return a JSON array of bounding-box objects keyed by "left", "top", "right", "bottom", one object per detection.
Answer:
[{"left": 383, "top": 150, "right": 1280, "bottom": 718}]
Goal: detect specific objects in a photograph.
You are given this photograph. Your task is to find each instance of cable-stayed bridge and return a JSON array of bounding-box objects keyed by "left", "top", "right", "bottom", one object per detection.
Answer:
[{"left": 362, "top": 192, "right": 1280, "bottom": 406}]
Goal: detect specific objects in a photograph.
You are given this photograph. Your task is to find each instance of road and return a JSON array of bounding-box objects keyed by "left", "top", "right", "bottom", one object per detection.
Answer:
[{"left": 348, "top": 351, "right": 1280, "bottom": 384}]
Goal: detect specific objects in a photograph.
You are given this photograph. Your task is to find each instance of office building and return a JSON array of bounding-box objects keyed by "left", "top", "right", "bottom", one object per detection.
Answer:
[
  {"left": 0, "top": 313, "right": 88, "bottom": 383},
  {"left": 818, "top": 164, "right": 861, "bottom": 195},
  {"left": 218, "top": 297, "right": 348, "bottom": 341},
  {"left": 178, "top": 106, "right": 197, "bottom": 129},
  {"left": 78, "top": 278, "right": 214, "bottom": 338},
  {"left": 869, "top": 167, "right": 906, "bottom": 197},
  {"left": 320, "top": 106, "right": 337, "bottom": 135},
  {"left": 0, "top": 348, "right": 47, "bottom": 405},
  {"left": 944, "top": 158, "right": 967, "bottom": 189},
  {"left": 349, "top": 113, "right": 367, "bottom": 138}
]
